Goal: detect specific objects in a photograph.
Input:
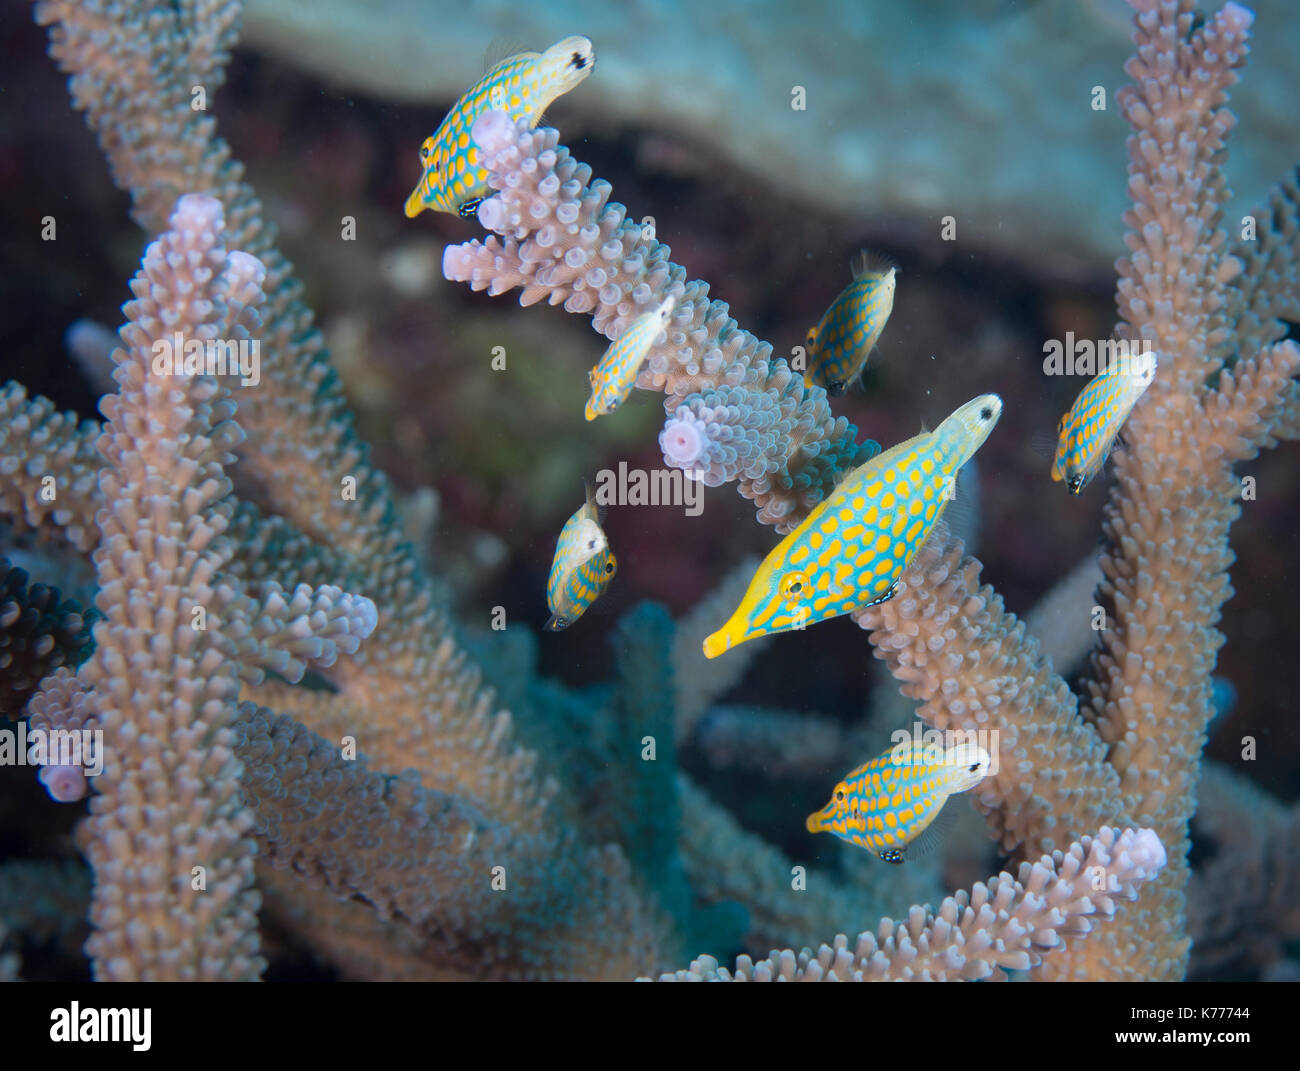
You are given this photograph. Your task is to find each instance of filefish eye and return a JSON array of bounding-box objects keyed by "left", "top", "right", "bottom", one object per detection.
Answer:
[
  {"left": 835, "top": 788, "right": 845, "bottom": 802},
  {"left": 780, "top": 572, "right": 807, "bottom": 600},
  {"left": 605, "top": 560, "right": 615, "bottom": 574},
  {"left": 980, "top": 405, "right": 993, "bottom": 421}
]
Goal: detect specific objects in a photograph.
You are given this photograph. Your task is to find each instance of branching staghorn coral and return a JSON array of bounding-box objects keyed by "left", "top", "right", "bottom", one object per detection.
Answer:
[
  {"left": 441, "top": 0, "right": 1297, "bottom": 981},
  {"left": 4, "top": 0, "right": 1295, "bottom": 982},
  {"left": 17, "top": 0, "right": 666, "bottom": 981},
  {"left": 662, "top": 827, "right": 1168, "bottom": 981}
]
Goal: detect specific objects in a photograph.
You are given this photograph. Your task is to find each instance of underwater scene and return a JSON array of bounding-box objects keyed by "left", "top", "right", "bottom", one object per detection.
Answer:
[{"left": 0, "top": 0, "right": 1297, "bottom": 985}]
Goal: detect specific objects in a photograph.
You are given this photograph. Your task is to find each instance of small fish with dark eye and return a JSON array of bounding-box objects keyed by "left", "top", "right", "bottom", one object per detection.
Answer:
[
  {"left": 802, "top": 250, "right": 897, "bottom": 396},
  {"left": 1052, "top": 351, "right": 1157, "bottom": 493},
  {"left": 806, "top": 741, "right": 992, "bottom": 863},
  {"left": 545, "top": 481, "right": 616, "bottom": 630},
  {"left": 586, "top": 296, "right": 676, "bottom": 421},
  {"left": 405, "top": 35, "right": 595, "bottom": 220},
  {"left": 702, "top": 393, "right": 1001, "bottom": 658}
]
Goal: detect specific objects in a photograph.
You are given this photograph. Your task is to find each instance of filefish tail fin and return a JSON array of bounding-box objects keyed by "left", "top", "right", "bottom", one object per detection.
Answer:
[{"left": 851, "top": 249, "right": 898, "bottom": 279}]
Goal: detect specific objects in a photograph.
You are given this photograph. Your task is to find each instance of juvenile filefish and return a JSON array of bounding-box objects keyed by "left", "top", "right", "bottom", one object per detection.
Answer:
[
  {"left": 546, "top": 481, "right": 615, "bottom": 630},
  {"left": 1051, "top": 352, "right": 1157, "bottom": 493},
  {"left": 806, "top": 741, "right": 992, "bottom": 863},
  {"left": 586, "top": 297, "right": 676, "bottom": 421},
  {"left": 702, "top": 393, "right": 1001, "bottom": 658},
  {"left": 405, "top": 36, "right": 595, "bottom": 219},
  {"left": 803, "top": 251, "right": 897, "bottom": 396}
]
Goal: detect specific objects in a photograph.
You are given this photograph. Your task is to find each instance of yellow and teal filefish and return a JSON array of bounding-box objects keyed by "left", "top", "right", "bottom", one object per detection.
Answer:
[
  {"left": 586, "top": 297, "right": 676, "bottom": 421},
  {"left": 803, "top": 251, "right": 897, "bottom": 396},
  {"left": 806, "top": 740, "right": 992, "bottom": 863},
  {"left": 546, "top": 481, "right": 615, "bottom": 630},
  {"left": 702, "top": 394, "right": 1002, "bottom": 658},
  {"left": 1051, "top": 352, "right": 1157, "bottom": 493},
  {"left": 405, "top": 36, "right": 595, "bottom": 219}
]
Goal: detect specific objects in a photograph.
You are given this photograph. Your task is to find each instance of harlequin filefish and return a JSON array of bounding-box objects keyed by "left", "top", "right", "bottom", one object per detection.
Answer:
[
  {"left": 702, "top": 393, "right": 1001, "bottom": 658},
  {"left": 1051, "top": 351, "right": 1157, "bottom": 493},
  {"left": 404, "top": 36, "right": 595, "bottom": 219},
  {"left": 586, "top": 297, "right": 676, "bottom": 421},
  {"left": 545, "top": 481, "right": 615, "bottom": 630},
  {"left": 802, "top": 251, "right": 897, "bottom": 396},
  {"left": 806, "top": 741, "right": 992, "bottom": 863}
]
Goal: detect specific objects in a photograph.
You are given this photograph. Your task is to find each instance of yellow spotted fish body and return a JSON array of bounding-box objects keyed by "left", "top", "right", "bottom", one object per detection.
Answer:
[
  {"left": 803, "top": 251, "right": 897, "bottom": 396},
  {"left": 586, "top": 297, "right": 676, "bottom": 421},
  {"left": 702, "top": 394, "right": 1002, "bottom": 658},
  {"left": 807, "top": 741, "right": 992, "bottom": 863},
  {"left": 1052, "top": 352, "right": 1157, "bottom": 493},
  {"left": 546, "top": 482, "right": 615, "bottom": 630},
  {"left": 405, "top": 36, "right": 595, "bottom": 219}
]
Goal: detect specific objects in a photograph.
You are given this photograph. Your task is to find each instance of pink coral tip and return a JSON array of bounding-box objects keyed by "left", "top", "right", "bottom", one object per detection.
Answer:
[
  {"left": 38, "top": 764, "right": 88, "bottom": 803},
  {"left": 661, "top": 419, "right": 705, "bottom": 466}
]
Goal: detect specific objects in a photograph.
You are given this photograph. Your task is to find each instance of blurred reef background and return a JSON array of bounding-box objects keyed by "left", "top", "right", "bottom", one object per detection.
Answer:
[{"left": 0, "top": 0, "right": 1297, "bottom": 981}]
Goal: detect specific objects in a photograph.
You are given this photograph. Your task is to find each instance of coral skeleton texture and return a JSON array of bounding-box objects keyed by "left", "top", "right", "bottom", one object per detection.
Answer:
[{"left": 0, "top": 0, "right": 1295, "bottom": 981}]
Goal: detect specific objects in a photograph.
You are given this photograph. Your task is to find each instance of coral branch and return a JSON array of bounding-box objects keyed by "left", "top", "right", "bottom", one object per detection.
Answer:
[
  {"left": 660, "top": 827, "right": 1167, "bottom": 981},
  {"left": 443, "top": 112, "right": 875, "bottom": 532}
]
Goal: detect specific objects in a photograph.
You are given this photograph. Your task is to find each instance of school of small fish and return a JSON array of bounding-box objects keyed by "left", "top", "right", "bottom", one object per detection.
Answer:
[
  {"left": 406, "top": 36, "right": 1162, "bottom": 854},
  {"left": 701, "top": 394, "right": 1002, "bottom": 658},
  {"left": 806, "top": 740, "right": 993, "bottom": 863},
  {"left": 1052, "top": 352, "right": 1158, "bottom": 493},
  {"left": 802, "top": 251, "right": 897, "bottom": 396},
  {"left": 545, "top": 482, "right": 616, "bottom": 630},
  {"left": 586, "top": 297, "right": 676, "bottom": 421}
]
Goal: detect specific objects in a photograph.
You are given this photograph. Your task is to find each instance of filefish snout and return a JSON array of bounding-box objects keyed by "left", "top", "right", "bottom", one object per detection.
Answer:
[
  {"left": 404, "top": 183, "right": 429, "bottom": 219},
  {"left": 805, "top": 781, "right": 850, "bottom": 833}
]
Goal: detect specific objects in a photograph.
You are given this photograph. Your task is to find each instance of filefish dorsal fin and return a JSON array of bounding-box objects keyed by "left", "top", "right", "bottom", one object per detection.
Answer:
[
  {"left": 583, "top": 477, "right": 607, "bottom": 526},
  {"left": 482, "top": 37, "right": 531, "bottom": 74}
]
